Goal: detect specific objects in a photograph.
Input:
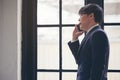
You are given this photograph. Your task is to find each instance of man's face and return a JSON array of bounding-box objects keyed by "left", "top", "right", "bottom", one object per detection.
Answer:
[{"left": 78, "top": 14, "right": 91, "bottom": 31}]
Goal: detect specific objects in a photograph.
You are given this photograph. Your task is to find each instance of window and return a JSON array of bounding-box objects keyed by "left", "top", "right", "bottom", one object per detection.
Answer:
[
  {"left": 22, "top": 0, "right": 120, "bottom": 80},
  {"left": 104, "top": 0, "right": 120, "bottom": 80},
  {"left": 37, "top": 0, "right": 120, "bottom": 80},
  {"left": 37, "top": 0, "right": 84, "bottom": 80},
  {"left": 104, "top": 0, "right": 120, "bottom": 23}
]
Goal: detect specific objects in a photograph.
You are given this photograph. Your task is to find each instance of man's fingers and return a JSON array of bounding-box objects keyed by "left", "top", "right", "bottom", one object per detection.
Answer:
[{"left": 75, "top": 31, "right": 84, "bottom": 36}]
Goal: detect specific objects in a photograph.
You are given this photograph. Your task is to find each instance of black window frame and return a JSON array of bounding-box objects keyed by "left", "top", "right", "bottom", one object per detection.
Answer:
[{"left": 22, "top": 0, "right": 120, "bottom": 80}]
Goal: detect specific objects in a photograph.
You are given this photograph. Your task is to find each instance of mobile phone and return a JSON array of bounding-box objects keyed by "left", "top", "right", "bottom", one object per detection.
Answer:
[{"left": 77, "top": 24, "right": 82, "bottom": 31}]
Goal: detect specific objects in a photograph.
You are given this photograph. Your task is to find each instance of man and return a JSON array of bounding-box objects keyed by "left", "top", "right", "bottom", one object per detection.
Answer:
[{"left": 68, "top": 4, "right": 109, "bottom": 80}]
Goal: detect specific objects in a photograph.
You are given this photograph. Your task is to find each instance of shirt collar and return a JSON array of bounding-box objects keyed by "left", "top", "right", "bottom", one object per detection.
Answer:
[{"left": 86, "top": 24, "right": 99, "bottom": 35}]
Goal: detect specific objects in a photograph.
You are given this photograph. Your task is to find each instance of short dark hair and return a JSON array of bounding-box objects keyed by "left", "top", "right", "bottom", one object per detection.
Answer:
[{"left": 78, "top": 4, "right": 103, "bottom": 24}]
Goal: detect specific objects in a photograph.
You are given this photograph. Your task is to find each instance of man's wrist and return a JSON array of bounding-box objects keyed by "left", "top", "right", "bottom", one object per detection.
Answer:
[
  {"left": 71, "top": 39, "right": 78, "bottom": 42},
  {"left": 72, "top": 37, "right": 78, "bottom": 41}
]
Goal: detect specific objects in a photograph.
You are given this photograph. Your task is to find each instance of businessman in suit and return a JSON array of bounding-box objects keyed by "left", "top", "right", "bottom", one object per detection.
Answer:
[{"left": 68, "top": 4, "right": 109, "bottom": 80}]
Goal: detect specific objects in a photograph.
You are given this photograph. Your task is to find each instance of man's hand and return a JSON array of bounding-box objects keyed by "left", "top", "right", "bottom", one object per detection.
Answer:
[{"left": 72, "top": 25, "right": 84, "bottom": 41}]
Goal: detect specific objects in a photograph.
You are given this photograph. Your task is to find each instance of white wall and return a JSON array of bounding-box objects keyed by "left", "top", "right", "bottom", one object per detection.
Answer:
[
  {"left": 0, "top": 0, "right": 21, "bottom": 80},
  {"left": 0, "top": 0, "right": 3, "bottom": 53}
]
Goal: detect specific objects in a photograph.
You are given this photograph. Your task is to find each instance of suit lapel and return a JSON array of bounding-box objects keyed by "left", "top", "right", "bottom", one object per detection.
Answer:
[
  {"left": 79, "top": 26, "right": 101, "bottom": 51},
  {"left": 77, "top": 26, "right": 101, "bottom": 63}
]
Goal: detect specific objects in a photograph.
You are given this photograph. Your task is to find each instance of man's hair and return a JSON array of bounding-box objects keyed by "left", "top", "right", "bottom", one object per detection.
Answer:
[{"left": 78, "top": 4, "right": 103, "bottom": 24}]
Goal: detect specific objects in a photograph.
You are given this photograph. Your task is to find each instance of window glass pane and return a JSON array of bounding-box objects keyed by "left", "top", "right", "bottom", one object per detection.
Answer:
[
  {"left": 62, "top": 0, "right": 84, "bottom": 24},
  {"left": 104, "top": 0, "right": 120, "bottom": 23},
  {"left": 62, "top": 27, "right": 84, "bottom": 69},
  {"left": 37, "top": 72, "right": 59, "bottom": 80},
  {"left": 105, "top": 26, "right": 120, "bottom": 69},
  {"left": 108, "top": 73, "right": 120, "bottom": 80},
  {"left": 37, "top": 27, "right": 59, "bottom": 69},
  {"left": 62, "top": 72, "right": 77, "bottom": 80},
  {"left": 37, "top": 0, "right": 59, "bottom": 24}
]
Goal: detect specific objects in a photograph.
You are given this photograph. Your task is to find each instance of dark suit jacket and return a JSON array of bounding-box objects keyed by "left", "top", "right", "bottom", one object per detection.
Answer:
[{"left": 68, "top": 26, "right": 109, "bottom": 80}]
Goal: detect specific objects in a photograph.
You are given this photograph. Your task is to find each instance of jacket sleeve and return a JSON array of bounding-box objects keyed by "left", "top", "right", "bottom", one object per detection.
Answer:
[
  {"left": 90, "top": 31, "right": 109, "bottom": 80},
  {"left": 68, "top": 40, "right": 80, "bottom": 64}
]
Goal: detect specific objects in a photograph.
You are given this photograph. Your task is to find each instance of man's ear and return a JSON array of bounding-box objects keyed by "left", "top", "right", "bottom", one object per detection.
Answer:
[
  {"left": 89, "top": 13, "right": 94, "bottom": 17},
  {"left": 89, "top": 13, "right": 94, "bottom": 20}
]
